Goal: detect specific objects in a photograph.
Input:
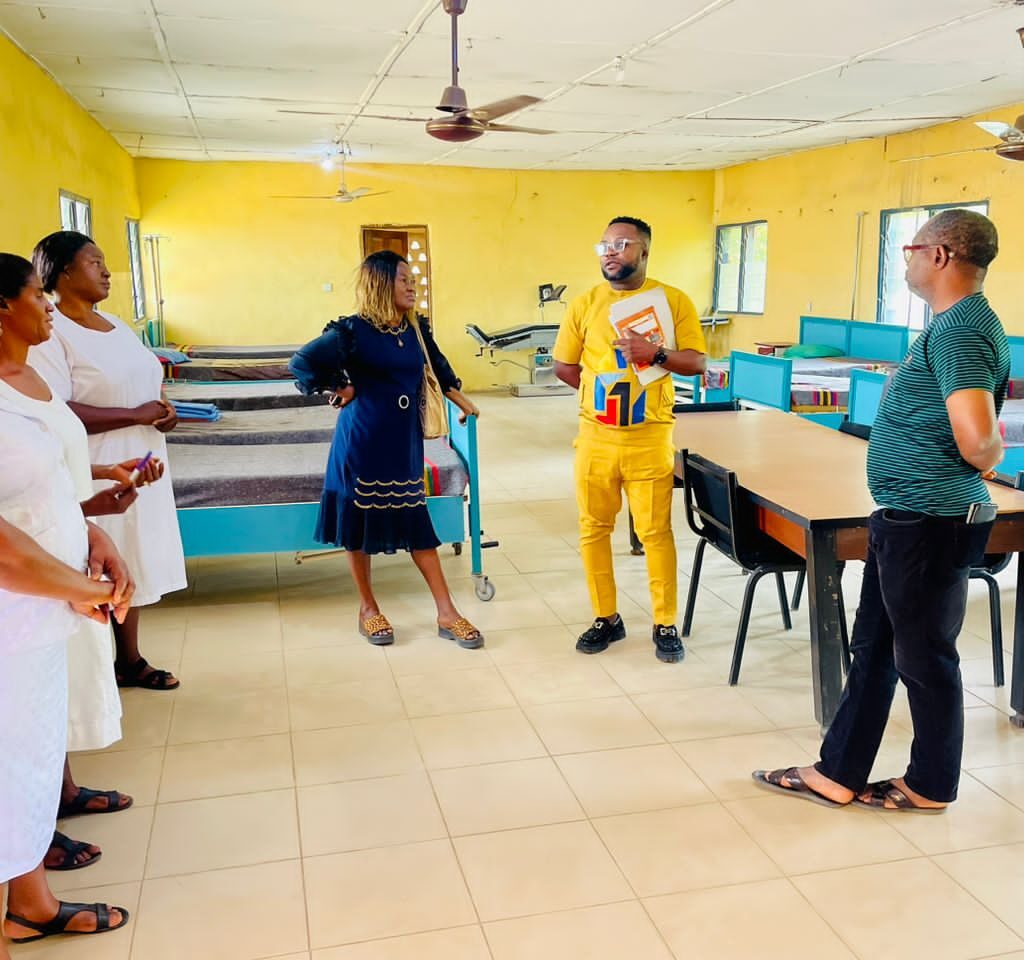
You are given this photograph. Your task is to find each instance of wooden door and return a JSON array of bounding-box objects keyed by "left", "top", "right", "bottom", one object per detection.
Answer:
[{"left": 362, "top": 229, "right": 408, "bottom": 258}]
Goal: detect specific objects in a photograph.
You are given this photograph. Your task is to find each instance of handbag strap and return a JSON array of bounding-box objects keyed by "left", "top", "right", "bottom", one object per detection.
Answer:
[{"left": 408, "top": 315, "right": 438, "bottom": 379}]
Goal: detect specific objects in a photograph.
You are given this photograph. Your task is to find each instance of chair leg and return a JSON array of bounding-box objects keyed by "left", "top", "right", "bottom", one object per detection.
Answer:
[
  {"left": 978, "top": 571, "right": 1005, "bottom": 687},
  {"left": 730, "top": 569, "right": 767, "bottom": 686},
  {"left": 775, "top": 572, "right": 793, "bottom": 631},
  {"left": 791, "top": 569, "right": 805, "bottom": 611},
  {"left": 682, "top": 538, "right": 707, "bottom": 639},
  {"left": 628, "top": 511, "right": 644, "bottom": 556}
]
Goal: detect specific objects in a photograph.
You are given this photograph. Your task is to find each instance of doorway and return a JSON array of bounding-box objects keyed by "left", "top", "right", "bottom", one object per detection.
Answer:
[{"left": 361, "top": 225, "right": 432, "bottom": 321}]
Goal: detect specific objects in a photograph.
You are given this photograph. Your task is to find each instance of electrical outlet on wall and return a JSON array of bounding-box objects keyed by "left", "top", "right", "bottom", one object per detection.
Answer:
[{"left": 323, "top": 282, "right": 333, "bottom": 293}]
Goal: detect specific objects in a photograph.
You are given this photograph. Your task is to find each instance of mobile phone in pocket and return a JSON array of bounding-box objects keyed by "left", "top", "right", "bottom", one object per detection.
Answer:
[{"left": 966, "top": 502, "right": 998, "bottom": 525}]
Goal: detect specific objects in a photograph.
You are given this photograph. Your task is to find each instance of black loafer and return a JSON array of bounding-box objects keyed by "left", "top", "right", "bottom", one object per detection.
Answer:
[
  {"left": 576, "top": 615, "right": 626, "bottom": 655},
  {"left": 653, "top": 624, "right": 685, "bottom": 663}
]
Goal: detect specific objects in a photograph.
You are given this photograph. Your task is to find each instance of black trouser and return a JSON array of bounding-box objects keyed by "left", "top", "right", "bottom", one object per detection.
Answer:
[{"left": 816, "top": 508, "right": 992, "bottom": 803}]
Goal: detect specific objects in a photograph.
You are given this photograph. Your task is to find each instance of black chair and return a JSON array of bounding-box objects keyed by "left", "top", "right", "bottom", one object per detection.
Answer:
[
  {"left": 629, "top": 400, "right": 742, "bottom": 555},
  {"left": 679, "top": 450, "right": 846, "bottom": 685}
]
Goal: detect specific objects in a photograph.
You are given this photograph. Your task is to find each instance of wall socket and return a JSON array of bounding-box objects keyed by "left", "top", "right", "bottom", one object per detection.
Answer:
[{"left": 322, "top": 282, "right": 333, "bottom": 293}]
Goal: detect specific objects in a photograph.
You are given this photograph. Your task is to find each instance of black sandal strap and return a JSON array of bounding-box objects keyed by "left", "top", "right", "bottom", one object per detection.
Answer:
[
  {"left": 60, "top": 788, "right": 122, "bottom": 817},
  {"left": 96, "top": 903, "right": 109, "bottom": 931}
]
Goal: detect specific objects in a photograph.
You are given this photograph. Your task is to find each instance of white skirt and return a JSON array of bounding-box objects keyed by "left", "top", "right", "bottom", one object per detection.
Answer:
[
  {"left": 67, "top": 618, "right": 122, "bottom": 752},
  {"left": 0, "top": 639, "right": 67, "bottom": 881}
]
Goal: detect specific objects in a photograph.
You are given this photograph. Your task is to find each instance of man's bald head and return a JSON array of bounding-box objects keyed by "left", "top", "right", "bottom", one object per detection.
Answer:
[{"left": 918, "top": 209, "right": 998, "bottom": 272}]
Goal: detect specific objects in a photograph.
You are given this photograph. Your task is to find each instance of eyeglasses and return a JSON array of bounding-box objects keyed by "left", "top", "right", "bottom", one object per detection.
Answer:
[
  {"left": 595, "top": 238, "right": 642, "bottom": 257},
  {"left": 902, "top": 243, "right": 955, "bottom": 264}
]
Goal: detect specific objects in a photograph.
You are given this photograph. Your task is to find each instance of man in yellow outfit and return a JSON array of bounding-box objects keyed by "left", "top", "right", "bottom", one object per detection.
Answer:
[{"left": 554, "top": 217, "right": 706, "bottom": 662}]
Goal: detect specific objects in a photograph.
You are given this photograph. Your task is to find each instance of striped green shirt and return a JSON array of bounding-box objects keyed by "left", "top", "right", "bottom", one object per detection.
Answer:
[{"left": 867, "top": 293, "right": 1008, "bottom": 517}]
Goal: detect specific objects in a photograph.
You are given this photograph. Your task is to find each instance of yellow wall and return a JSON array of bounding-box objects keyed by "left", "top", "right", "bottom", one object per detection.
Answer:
[
  {"left": 715, "top": 104, "right": 1024, "bottom": 353},
  {"left": 0, "top": 34, "right": 139, "bottom": 320},
  {"left": 135, "top": 159, "right": 715, "bottom": 390}
]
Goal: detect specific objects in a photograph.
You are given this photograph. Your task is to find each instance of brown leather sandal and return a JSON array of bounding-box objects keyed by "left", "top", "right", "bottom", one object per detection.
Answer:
[
  {"left": 359, "top": 613, "right": 394, "bottom": 645},
  {"left": 854, "top": 779, "right": 947, "bottom": 814},
  {"left": 752, "top": 767, "right": 848, "bottom": 808},
  {"left": 438, "top": 617, "right": 484, "bottom": 650}
]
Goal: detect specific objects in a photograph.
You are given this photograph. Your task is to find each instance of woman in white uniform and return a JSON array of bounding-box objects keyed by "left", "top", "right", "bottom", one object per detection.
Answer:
[
  {"left": 0, "top": 256, "right": 131, "bottom": 949},
  {"left": 0, "top": 255, "right": 163, "bottom": 867},
  {"left": 31, "top": 231, "right": 186, "bottom": 691}
]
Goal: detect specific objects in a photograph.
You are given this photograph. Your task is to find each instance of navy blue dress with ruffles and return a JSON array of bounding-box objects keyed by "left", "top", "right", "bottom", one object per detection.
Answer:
[{"left": 290, "top": 314, "right": 461, "bottom": 555}]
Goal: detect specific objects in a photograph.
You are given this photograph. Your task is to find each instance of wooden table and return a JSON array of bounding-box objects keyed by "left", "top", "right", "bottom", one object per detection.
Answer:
[{"left": 673, "top": 409, "right": 1024, "bottom": 730}]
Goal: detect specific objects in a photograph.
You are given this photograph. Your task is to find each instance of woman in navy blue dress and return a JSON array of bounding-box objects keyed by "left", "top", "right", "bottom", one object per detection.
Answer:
[{"left": 290, "top": 251, "right": 483, "bottom": 648}]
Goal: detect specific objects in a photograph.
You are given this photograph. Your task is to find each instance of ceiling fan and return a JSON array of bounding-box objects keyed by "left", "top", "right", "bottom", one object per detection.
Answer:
[
  {"left": 895, "top": 115, "right": 1024, "bottom": 163},
  {"left": 272, "top": 152, "right": 389, "bottom": 202},
  {"left": 281, "top": 0, "right": 554, "bottom": 143}
]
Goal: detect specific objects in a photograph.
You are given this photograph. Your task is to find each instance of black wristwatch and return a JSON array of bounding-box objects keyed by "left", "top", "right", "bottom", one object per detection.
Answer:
[{"left": 652, "top": 347, "right": 668, "bottom": 366}]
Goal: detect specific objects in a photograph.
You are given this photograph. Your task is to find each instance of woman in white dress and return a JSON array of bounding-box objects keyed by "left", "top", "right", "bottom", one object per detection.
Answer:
[
  {"left": 31, "top": 231, "right": 186, "bottom": 691},
  {"left": 0, "top": 255, "right": 163, "bottom": 867},
  {"left": 0, "top": 257, "right": 131, "bottom": 948}
]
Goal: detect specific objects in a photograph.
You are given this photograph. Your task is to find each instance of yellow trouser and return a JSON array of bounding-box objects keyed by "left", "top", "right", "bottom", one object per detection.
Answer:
[{"left": 574, "top": 422, "right": 677, "bottom": 625}]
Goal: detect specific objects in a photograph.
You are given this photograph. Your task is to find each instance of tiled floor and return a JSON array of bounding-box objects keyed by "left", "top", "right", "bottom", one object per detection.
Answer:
[{"left": 20, "top": 392, "right": 1024, "bottom": 959}]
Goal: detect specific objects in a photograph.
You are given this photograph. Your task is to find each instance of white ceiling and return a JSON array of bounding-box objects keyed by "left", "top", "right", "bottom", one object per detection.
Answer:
[{"left": 1, "top": 0, "right": 1023, "bottom": 170}]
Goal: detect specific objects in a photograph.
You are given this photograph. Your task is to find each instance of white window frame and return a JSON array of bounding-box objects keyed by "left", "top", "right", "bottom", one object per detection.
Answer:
[
  {"left": 713, "top": 220, "right": 768, "bottom": 315},
  {"left": 59, "top": 190, "right": 92, "bottom": 235}
]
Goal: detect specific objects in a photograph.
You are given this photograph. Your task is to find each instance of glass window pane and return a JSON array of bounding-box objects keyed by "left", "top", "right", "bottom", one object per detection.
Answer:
[
  {"left": 60, "top": 194, "right": 75, "bottom": 231},
  {"left": 740, "top": 222, "right": 767, "bottom": 313},
  {"left": 714, "top": 225, "right": 741, "bottom": 312},
  {"left": 126, "top": 219, "right": 145, "bottom": 319}
]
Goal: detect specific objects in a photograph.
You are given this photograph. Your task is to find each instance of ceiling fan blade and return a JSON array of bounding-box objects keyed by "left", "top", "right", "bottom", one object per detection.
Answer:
[
  {"left": 270, "top": 195, "right": 338, "bottom": 199},
  {"left": 485, "top": 122, "right": 555, "bottom": 135},
  {"left": 277, "top": 109, "right": 350, "bottom": 117},
  {"left": 358, "top": 113, "right": 433, "bottom": 123},
  {"left": 469, "top": 95, "right": 542, "bottom": 122},
  {"left": 976, "top": 120, "right": 1024, "bottom": 143},
  {"left": 347, "top": 187, "right": 372, "bottom": 198}
]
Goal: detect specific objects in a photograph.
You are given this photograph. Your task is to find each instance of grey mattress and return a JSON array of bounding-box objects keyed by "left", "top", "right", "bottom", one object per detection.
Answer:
[
  {"left": 170, "top": 437, "right": 469, "bottom": 508},
  {"left": 168, "top": 405, "right": 338, "bottom": 445},
  {"left": 183, "top": 344, "right": 303, "bottom": 360},
  {"left": 168, "top": 357, "right": 294, "bottom": 382},
  {"left": 165, "top": 381, "right": 325, "bottom": 410}
]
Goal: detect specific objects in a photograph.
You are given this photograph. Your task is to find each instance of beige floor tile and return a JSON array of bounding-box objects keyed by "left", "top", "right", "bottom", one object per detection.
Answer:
[
  {"left": 15, "top": 882, "right": 139, "bottom": 960},
  {"left": 725, "top": 794, "right": 919, "bottom": 874},
  {"left": 962, "top": 706, "right": 1024, "bottom": 769},
  {"left": 411, "top": 708, "right": 547, "bottom": 769},
  {"left": 632, "top": 686, "right": 777, "bottom": 741},
  {"left": 524, "top": 697, "right": 663, "bottom": 755},
  {"left": 52, "top": 805, "right": 154, "bottom": 893},
  {"left": 185, "top": 602, "right": 283, "bottom": 653},
  {"left": 879, "top": 773, "right": 1024, "bottom": 854},
  {"left": 289, "top": 679, "right": 406, "bottom": 731},
  {"left": 169, "top": 688, "right": 290, "bottom": 744},
  {"left": 485, "top": 901, "right": 673, "bottom": 960},
  {"left": 454, "top": 821, "right": 632, "bottom": 921},
  {"left": 285, "top": 644, "right": 393, "bottom": 687},
  {"left": 280, "top": 602, "right": 365, "bottom": 650},
  {"left": 644, "top": 879, "right": 855, "bottom": 960},
  {"left": 431, "top": 757, "right": 584, "bottom": 835},
  {"left": 304, "top": 840, "right": 476, "bottom": 947},
  {"left": 69, "top": 746, "right": 164, "bottom": 807},
  {"left": 556, "top": 744, "right": 713, "bottom": 817},
  {"left": 110, "top": 692, "right": 174, "bottom": 751},
  {"left": 483, "top": 625, "right": 577, "bottom": 666},
  {"left": 132, "top": 860, "right": 308, "bottom": 960},
  {"left": 598, "top": 650, "right": 724, "bottom": 695},
  {"left": 793, "top": 858, "right": 1024, "bottom": 960},
  {"left": 298, "top": 772, "right": 446, "bottom": 856},
  {"left": 593, "top": 804, "right": 780, "bottom": 897},
  {"left": 159, "top": 733, "right": 294, "bottom": 802},
  {"left": 293, "top": 720, "right": 424, "bottom": 785},
  {"left": 312, "top": 926, "right": 490, "bottom": 960},
  {"left": 673, "top": 731, "right": 816, "bottom": 801},
  {"left": 935, "top": 842, "right": 1024, "bottom": 937},
  {"left": 397, "top": 666, "right": 516, "bottom": 718},
  {"left": 498, "top": 656, "right": 623, "bottom": 705},
  {"left": 383, "top": 634, "right": 493, "bottom": 676},
  {"left": 448, "top": 580, "right": 563, "bottom": 633},
  {"left": 175, "top": 647, "right": 286, "bottom": 696},
  {"left": 970, "top": 762, "right": 1024, "bottom": 810},
  {"left": 146, "top": 789, "right": 300, "bottom": 878}
]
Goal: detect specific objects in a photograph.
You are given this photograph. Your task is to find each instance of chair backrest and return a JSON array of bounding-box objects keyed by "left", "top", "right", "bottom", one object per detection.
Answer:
[
  {"left": 838, "top": 419, "right": 871, "bottom": 440},
  {"left": 729, "top": 352, "right": 793, "bottom": 410},
  {"left": 681, "top": 450, "right": 805, "bottom": 569},
  {"left": 848, "top": 367, "right": 888, "bottom": 426}
]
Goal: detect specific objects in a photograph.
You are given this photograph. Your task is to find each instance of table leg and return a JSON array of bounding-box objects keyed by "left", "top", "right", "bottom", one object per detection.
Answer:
[
  {"left": 1011, "top": 553, "right": 1024, "bottom": 729},
  {"left": 804, "top": 526, "right": 847, "bottom": 732}
]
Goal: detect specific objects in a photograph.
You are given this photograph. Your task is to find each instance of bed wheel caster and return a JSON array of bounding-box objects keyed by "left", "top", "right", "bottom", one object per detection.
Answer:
[
  {"left": 1011, "top": 712, "right": 1024, "bottom": 729},
  {"left": 475, "top": 577, "right": 496, "bottom": 602},
  {"left": 453, "top": 543, "right": 463, "bottom": 556}
]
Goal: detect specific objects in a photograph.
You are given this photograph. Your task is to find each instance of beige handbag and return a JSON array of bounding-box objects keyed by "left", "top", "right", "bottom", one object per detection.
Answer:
[{"left": 409, "top": 316, "right": 449, "bottom": 439}]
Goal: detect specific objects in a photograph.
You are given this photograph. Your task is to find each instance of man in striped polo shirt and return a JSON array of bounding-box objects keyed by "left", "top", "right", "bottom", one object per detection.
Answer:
[{"left": 754, "top": 209, "right": 1008, "bottom": 812}]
